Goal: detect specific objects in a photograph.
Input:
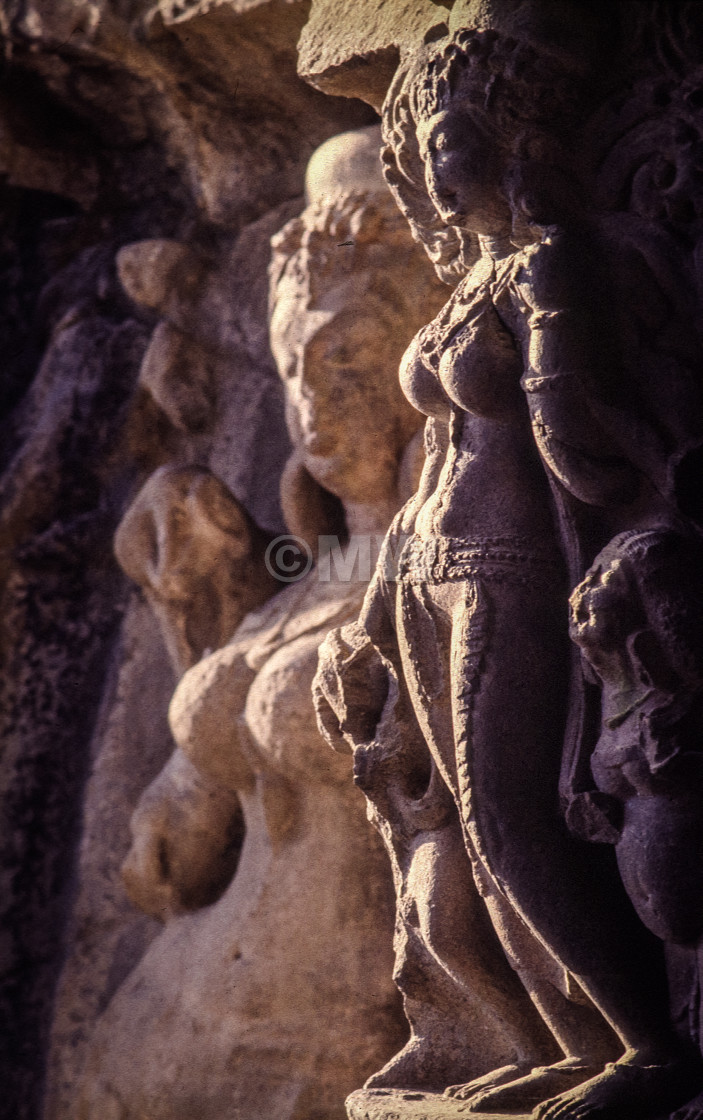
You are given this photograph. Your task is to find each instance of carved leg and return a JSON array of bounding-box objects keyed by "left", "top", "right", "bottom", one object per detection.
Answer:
[
  {"left": 445, "top": 815, "right": 619, "bottom": 1112},
  {"left": 392, "top": 580, "right": 563, "bottom": 1082},
  {"left": 365, "top": 812, "right": 557, "bottom": 1092},
  {"left": 448, "top": 579, "right": 701, "bottom": 1116}
]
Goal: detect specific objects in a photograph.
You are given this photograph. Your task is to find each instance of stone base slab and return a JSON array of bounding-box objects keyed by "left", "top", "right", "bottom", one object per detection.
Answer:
[{"left": 346, "top": 1088, "right": 530, "bottom": 1120}]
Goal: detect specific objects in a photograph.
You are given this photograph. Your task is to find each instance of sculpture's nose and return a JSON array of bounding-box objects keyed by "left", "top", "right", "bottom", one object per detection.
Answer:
[{"left": 426, "top": 152, "right": 465, "bottom": 222}]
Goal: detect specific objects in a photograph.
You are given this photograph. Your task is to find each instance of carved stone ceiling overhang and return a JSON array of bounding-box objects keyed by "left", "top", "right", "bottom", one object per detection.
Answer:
[
  {"left": 0, "top": 0, "right": 373, "bottom": 225},
  {"left": 297, "top": 0, "right": 453, "bottom": 111},
  {"left": 296, "top": 0, "right": 607, "bottom": 111}
]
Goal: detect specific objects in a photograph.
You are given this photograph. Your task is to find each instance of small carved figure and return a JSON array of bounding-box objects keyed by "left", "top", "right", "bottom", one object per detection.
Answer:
[
  {"left": 570, "top": 525, "right": 703, "bottom": 1120},
  {"left": 115, "top": 464, "right": 277, "bottom": 676},
  {"left": 74, "top": 126, "right": 441, "bottom": 1120}
]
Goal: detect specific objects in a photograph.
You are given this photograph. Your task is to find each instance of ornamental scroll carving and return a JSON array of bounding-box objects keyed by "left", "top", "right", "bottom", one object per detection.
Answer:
[{"left": 314, "top": 6, "right": 703, "bottom": 1120}]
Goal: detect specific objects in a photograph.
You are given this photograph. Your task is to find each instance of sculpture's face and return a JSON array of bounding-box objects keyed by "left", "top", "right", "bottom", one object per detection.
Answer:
[
  {"left": 569, "top": 558, "right": 633, "bottom": 667},
  {"left": 270, "top": 276, "right": 413, "bottom": 503},
  {"left": 417, "top": 105, "right": 511, "bottom": 236}
]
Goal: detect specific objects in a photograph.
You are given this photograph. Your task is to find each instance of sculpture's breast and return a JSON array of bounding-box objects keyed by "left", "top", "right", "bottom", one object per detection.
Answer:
[
  {"left": 402, "top": 260, "right": 526, "bottom": 423},
  {"left": 436, "top": 270, "right": 525, "bottom": 419},
  {"left": 440, "top": 320, "right": 523, "bottom": 419},
  {"left": 244, "top": 584, "right": 365, "bottom": 782},
  {"left": 399, "top": 328, "right": 452, "bottom": 420}
]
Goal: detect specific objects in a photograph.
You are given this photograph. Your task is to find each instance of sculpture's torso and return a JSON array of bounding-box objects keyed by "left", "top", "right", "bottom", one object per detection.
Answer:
[
  {"left": 76, "top": 571, "right": 403, "bottom": 1120},
  {"left": 401, "top": 252, "right": 559, "bottom": 549}
]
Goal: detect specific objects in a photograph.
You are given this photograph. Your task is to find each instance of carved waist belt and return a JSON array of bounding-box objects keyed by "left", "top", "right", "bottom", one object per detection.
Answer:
[{"left": 397, "top": 534, "right": 564, "bottom": 588}]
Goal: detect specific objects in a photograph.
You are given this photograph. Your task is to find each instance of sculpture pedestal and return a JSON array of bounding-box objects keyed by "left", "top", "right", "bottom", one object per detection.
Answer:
[
  {"left": 347, "top": 1087, "right": 676, "bottom": 1120},
  {"left": 346, "top": 1089, "right": 530, "bottom": 1120}
]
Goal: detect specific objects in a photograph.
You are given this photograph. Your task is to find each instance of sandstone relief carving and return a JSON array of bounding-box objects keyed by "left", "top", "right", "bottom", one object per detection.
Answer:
[
  {"left": 570, "top": 525, "right": 703, "bottom": 1120},
  {"left": 44, "top": 194, "right": 297, "bottom": 1120},
  {"left": 114, "top": 465, "right": 279, "bottom": 919},
  {"left": 0, "top": 4, "right": 370, "bottom": 1115},
  {"left": 115, "top": 217, "right": 298, "bottom": 527},
  {"left": 70, "top": 125, "right": 448, "bottom": 1120},
  {"left": 314, "top": 5, "right": 703, "bottom": 1120}
]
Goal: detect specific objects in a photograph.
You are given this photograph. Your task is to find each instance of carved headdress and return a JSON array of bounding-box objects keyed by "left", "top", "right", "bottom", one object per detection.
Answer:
[
  {"left": 269, "top": 125, "right": 443, "bottom": 315},
  {"left": 380, "top": 2, "right": 613, "bottom": 277}
]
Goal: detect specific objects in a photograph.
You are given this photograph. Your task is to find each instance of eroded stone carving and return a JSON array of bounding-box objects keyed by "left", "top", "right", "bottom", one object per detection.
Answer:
[
  {"left": 114, "top": 464, "right": 277, "bottom": 676},
  {"left": 115, "top": 209, "right": 300, "bottom": 533},
  {"left": 72, "top": 125, "right": 446, "bottom": 1119},
  {"left": 569, "top": 525, "right": 703, "bottom": 1120},
  {"left": 113, "top": 465, "right": 278, "bottom": 919},
  {"left": 315, "top": 7, "right": 703, "bottom": 1120}
]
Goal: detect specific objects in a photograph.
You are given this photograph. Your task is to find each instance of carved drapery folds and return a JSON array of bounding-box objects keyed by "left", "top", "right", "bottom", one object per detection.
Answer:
[{"left": 313, "top": 4, "right": 703, "bottom": 1120}]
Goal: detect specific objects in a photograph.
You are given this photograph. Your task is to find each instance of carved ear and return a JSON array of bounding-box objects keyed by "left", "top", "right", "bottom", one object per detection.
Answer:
[{"left": 279, "top": 450, "right": 346, "bottom": 558}]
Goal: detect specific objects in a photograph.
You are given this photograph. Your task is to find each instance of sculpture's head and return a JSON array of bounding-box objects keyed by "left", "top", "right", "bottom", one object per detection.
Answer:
[
  {"left": 569, "top": 554, "right": 634, "bottom": 667},
  {"left": 115, "top": 465, "right": 275, "bottom": 671},
  {"left": 414, "top": 36, "right": 514, "bottom": 237},
  {"left": 570, "top": 527, "right": 703, "bottom": 704},
  {"left": 569, "top": 526, "right": 703, "bottom": 794},
  {"left": 269, "top": 126, "right": 445, "bottom": 533},
  {"left": 382, "top": 22, "right": 600, "bottom": 267}
]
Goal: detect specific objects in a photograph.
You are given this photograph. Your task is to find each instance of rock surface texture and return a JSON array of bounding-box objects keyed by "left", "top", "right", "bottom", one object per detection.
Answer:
[{"left": 3, "top": 2, "right": 703, "bottom": 1120}]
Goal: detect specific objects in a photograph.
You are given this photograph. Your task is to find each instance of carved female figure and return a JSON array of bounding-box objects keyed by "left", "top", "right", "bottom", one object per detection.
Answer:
[
  {"left": 318, "top": 24, "right": 702, "bottom": 1120},
  {"left": 74, "top": 127, "right": 444, "bottom": 1120},
  {"left": 570, "top": 526, "right": 703, "bottom": 1120}
]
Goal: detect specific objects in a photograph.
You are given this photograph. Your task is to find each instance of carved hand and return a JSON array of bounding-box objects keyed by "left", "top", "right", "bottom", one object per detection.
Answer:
[{"left": 313, "top": 623, "right": 392, "bottom": 754}]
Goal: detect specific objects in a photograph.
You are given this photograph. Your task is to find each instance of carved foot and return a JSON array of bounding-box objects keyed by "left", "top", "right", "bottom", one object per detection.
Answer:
[
  {"left": 532, "top": 1054, "right": 703, "bottom": 1120},
  {"left": 452, "top": 1059, "right": 604, "bottom": 1113},
  {"left": 364, "top": 1040, "right": 439, "bottom": 1091},
  {"left": 365, "top": 1040, "right": 509, "bottom": 1092},
  {"left": 444, "top": 1062, "right": 536, "bottom": 1100}
]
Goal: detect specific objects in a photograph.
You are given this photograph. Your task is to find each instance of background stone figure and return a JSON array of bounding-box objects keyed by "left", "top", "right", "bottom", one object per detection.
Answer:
[
  {"left": 114, "top": 464, "right": 278, "bottom": 919},
  {"left": 0, "top": 9, "right": 372, "bottom": 1108},
  {"left": 44, "top": 191, "right": 299, "bottom": 1120},
  {"left": 69, "top": 125, "right": 447, "bottom": 1120},
  {"left": 317, "top": 6, "right": 703, "bottom": 1119},
  {"left": 114, "top": 464, "right": 278, "bottom": 677}
]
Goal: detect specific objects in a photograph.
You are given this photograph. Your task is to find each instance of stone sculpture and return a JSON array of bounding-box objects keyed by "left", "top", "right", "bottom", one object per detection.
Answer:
[
  {"left": 113, "top": 464, "right": 278, "bottom": 919},
  {"left": 72, "top": 125, "right": 448, "bottom": 1120},
  {"left": 570, "top": 525, "right": 703, "bottom": 1120},
  {"left": 115, "top": 222, "right": 296, "bottom": 530},
  {"left": 114, "top": 464, "right": 277, "bottom": 677},
  {"left": 315, "top": 5, "right": 703, "bottom": 1119}
]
